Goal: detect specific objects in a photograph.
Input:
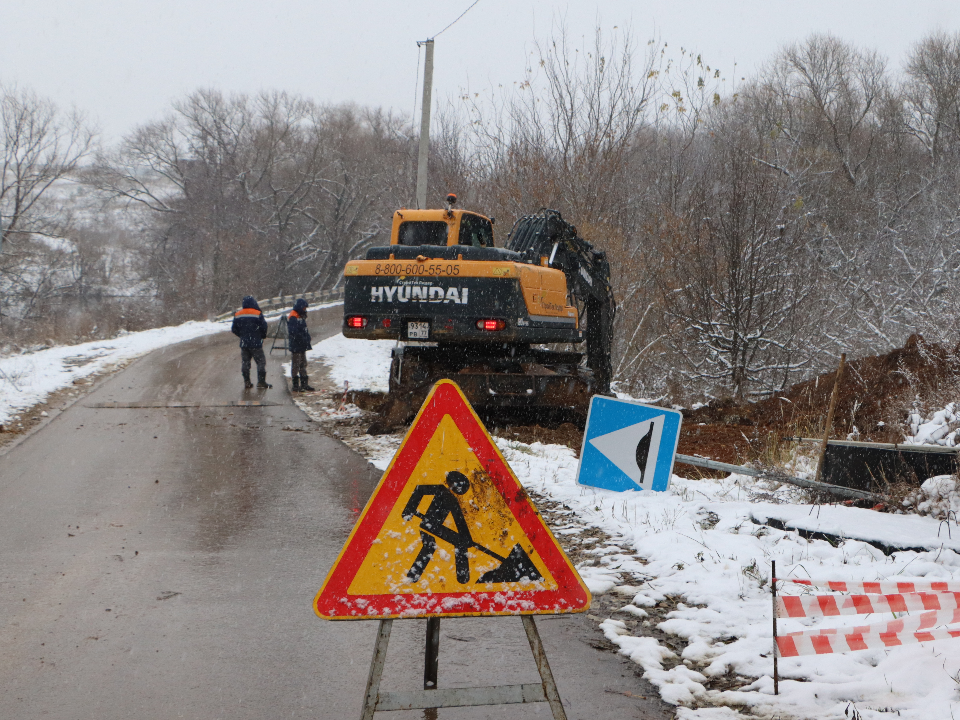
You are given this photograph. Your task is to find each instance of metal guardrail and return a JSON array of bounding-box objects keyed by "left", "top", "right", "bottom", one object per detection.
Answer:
[
  {"left": 674, "top": 453, "right": 887, "bottom": 503},
  {"left": 214, "top": 287, "right": 344, "bottom": 322},
  {"left": 786, "top": 436, "right": 960, "bottom": 454}
]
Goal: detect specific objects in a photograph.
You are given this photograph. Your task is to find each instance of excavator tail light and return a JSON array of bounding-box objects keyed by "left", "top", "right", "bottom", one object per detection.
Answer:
[
  {"left": 346, "top": 316, "right": 367, "bottom": 329},
  {"left": 476, "top": 319, "right": 506, "bottom": 331}
]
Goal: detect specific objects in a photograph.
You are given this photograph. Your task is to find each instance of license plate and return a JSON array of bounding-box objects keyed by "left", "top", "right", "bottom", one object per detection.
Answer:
[{"left": 407, "top": 321, "right": 430, "bottom": 340}]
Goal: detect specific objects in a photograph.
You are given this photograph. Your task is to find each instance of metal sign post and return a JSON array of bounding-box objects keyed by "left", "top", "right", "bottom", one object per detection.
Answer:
[{"left": 772, "top": 559, "right": 779, "bottom": 695}]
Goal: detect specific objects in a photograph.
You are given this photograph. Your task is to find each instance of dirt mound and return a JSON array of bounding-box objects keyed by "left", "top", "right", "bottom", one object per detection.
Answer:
[
  {"left": 494, "top": 422, "right": 583, "bottom": 451},
  {"left": 675, "top": 335, "right": 960, "bottom": 475}
]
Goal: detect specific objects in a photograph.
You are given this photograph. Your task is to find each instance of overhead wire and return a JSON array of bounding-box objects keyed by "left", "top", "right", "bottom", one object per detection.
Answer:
[
  {"left": 432, "top": 0, "right": 481, "bottom": 39},
  {"left": 410, "top": 0, "right": 480, "bottom": 131}
]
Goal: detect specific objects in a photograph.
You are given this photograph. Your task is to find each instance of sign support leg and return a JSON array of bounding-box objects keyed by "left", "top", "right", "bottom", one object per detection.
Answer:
[
  {"left": 521, "top": 616, "right": 568, "bottom": 720},
  {"left": 424, "top": 617, "right": 440, "bottom": 689},
  {"left": 360, "top": 620, "right": 393, "bottom": 720},
  {"left": 423, "top": 617, "right": 440, "bottom": 720}
]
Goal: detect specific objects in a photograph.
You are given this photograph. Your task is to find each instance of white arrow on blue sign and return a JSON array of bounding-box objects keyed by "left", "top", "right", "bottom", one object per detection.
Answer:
[{"left": 576, "top": 396, "right": 683, "bottom": 492}]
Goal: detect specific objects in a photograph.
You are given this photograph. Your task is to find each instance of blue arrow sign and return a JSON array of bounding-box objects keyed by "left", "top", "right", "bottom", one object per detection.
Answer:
[{"left": 576, "top": 396, "right": 683, "bottom": 492}]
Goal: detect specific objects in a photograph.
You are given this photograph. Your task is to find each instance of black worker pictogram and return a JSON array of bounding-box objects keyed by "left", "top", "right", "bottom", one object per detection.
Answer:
[{"left": 401, "top": 470, "right": 543, "bottom": 585}]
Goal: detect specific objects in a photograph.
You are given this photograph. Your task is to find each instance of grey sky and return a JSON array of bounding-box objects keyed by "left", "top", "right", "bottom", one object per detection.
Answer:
[{"left": 3, "top": 1, "right": 958, "bottom": 143}]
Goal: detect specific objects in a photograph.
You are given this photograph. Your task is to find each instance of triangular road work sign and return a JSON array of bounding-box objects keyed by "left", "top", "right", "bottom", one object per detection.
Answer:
[{"left": 314, "top": 380, "right": 590, "bottom": 619}]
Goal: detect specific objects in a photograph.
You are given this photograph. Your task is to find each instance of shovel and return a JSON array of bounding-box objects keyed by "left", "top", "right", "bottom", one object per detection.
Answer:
[
  {"left": 410, "top": 511, "right": 543, "bottom": 583},
  {"left": 472, "top": 542, "right": 544, "bottom": 584}
]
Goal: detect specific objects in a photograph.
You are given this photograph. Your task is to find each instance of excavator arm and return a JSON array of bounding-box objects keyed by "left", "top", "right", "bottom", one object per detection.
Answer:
[{"left": 506, "top": 210, "right": 616, "bottom": 393}]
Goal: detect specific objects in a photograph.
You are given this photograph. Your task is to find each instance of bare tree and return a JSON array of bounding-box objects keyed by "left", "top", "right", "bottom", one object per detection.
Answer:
[
  {"left": 459, "top": 24, "right": 658, "bottom": 223},
  {"left": 655, "top": 109, "right": 815, "bottom": 399},
  {"left": 91, "top": 90, "right": 413, "bottom": 316},
  {"left": 904, "top": 32, "right": 960, "bottom": 164},
  {"left": 760, "top": 34, "right": 892, "bottom": 189},
  {"left": 1, "top": 86, "right": 94, "bottom": 250},
  {"left": 0, "top": 87, "right": 95, "bottom": 339}
]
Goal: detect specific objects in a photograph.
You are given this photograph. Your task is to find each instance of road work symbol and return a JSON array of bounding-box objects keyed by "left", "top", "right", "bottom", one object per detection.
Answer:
[
  {"left": 576, "top": 396, "right": 682, "bottom": 493},
  {"left": 403, "top": 471, "right": 543, "bottom": 584},
  {"left": 314, "top": 380, "right": 589, "bottom": 619}
]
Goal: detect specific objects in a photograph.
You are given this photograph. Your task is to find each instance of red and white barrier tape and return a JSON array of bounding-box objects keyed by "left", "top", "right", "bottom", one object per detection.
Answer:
[
  {"left": 774, "top": 578, "right": 960, "bottom": 656},
  {"left": 778, "top": 591, "right": 960, "bottom": 618},
  {"left": 780, "top": 578, "right": 960, "bottom": 594},
  {"left": 777, "top": 625, "right": 960, "bottom": 657},
  {"left": 786, "top": 607, "right": 960, "bottom": 637}
]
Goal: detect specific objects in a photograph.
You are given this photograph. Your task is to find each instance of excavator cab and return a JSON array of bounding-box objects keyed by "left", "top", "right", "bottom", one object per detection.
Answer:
[{"left": 392, "top": 210, "right": 494, "bottom": 248}]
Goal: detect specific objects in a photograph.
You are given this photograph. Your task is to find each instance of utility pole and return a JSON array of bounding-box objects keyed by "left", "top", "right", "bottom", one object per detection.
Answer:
[{"left": 415, "top": 39, "right": 435, "bottom": 210}]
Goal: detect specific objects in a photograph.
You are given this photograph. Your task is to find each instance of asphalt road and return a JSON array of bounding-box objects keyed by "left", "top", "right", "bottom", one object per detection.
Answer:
[{"left": 0, "top": 306, "right": 670, "bottom": 719}]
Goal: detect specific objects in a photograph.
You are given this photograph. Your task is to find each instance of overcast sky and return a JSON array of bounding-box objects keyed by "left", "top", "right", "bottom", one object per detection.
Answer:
[{"left": 3, "top": 1, "right": 959, "bottom": 144}]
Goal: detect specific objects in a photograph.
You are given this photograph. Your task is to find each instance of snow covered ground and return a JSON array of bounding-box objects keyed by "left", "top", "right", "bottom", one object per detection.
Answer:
[
  {"left": 306, "top": 332, "right": 396, "bottom": 393},
  {"left": 0, "top": 320, "right": 223, "bottom": 427},
  {"left": 8, "top": 323, "right": 960, "bottom": 718},
  {"left": 310, "top": 332, "right": 960, "bottom": 720},
  {"left": 907, "top": 403, "right": 959, "bottom": 447}
]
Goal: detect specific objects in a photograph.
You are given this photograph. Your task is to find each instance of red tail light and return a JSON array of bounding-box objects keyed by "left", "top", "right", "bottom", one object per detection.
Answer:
[
  {"left": 381, "top": 318, "right": 392, "bottom": 328},
  {"left": 346, "top": 316, "right": 367, "bottom": 329},
  {"left": 476, "top": 319, "right": 506, "bottom": 331}
]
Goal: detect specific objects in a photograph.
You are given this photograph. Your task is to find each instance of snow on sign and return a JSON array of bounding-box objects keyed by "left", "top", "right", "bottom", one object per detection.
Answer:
[
  {"left": 576, "top": 396, "right": 682, "bottom": 492},
  {"left": 314, "top": 380, "right": 590, "bottom": 619}
]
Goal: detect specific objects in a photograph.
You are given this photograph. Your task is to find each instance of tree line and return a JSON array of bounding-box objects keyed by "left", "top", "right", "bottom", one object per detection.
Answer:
[{"left": 2, "top": 29, "right": 959, "bottom": 404}]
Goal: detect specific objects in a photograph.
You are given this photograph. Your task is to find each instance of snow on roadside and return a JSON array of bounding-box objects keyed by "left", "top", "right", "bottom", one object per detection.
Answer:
[
  {"left": 305, "top": 332, "right": 395, "bottom": 393},
  {"left": 0, "top": 320, "right": 223, "bottom": 426},
  {"left": 907, "top": 402, "right": 959, "bottom": 447},
  {"left": 313, "top": 334, "right": 960, "bottom": 720}
]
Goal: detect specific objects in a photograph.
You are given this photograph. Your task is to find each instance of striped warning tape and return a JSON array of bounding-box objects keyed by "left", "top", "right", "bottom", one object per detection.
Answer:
[
  {"left": 777, "top": 624, "right": 960, "bottom": 657},
  {"left": 774, "top": 577, "right": 960, "bottom": 657},
  {"left": 778, "top": 591, "right": 960, "bottom": 618},
  {"left": 785, "top": 607, "right": 960, "bottom": 637},
  {"left": 781, "top": 578, "right": 960, "bottom": 594}
]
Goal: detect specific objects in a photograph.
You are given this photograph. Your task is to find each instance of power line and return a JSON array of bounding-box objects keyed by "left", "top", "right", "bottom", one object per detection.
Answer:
[{"left": 433, "top": 0, "right": 481, "bottom": 39}]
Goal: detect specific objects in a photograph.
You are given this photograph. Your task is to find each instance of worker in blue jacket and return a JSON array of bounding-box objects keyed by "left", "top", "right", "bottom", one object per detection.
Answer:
[
  {"left": 231, "top": 296, "right": 271, "bottom": 389},
  {"left": 286, "top": 298, "right": 314, "bottom": 391}
]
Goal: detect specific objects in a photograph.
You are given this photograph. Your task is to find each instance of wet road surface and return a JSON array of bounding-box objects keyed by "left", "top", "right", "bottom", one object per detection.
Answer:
[{"left": 0, "top": 306, "right": 670, "bottom": 719}]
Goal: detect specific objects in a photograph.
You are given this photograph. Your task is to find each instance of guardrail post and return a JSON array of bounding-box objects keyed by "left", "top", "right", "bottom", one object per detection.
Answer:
[{"left": 772, "top": 559, "right": 779, "bottom": 695}]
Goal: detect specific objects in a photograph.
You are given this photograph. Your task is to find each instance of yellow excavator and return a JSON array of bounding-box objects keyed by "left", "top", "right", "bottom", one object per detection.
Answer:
[{"left": 341, "top": 194, "right": 615, "bottom": 431}]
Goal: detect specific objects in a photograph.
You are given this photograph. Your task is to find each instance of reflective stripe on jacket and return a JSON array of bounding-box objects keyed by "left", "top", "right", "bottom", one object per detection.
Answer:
[
  {"left": 231, "top": 308, "right": 268, "bottom": 349},
  {"left": 287, "top": 309, "right": 312, "bottom": 353}
]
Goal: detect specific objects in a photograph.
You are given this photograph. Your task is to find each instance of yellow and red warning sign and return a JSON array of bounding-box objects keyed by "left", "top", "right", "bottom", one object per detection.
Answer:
[{"left": 314, "top": 380, "right": 590, "bottom": 619}]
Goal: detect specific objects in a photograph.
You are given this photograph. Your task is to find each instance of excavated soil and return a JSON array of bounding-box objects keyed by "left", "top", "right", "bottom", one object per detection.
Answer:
[{"left": 675, "top": 334, "right": 960, "bottom": 475}]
